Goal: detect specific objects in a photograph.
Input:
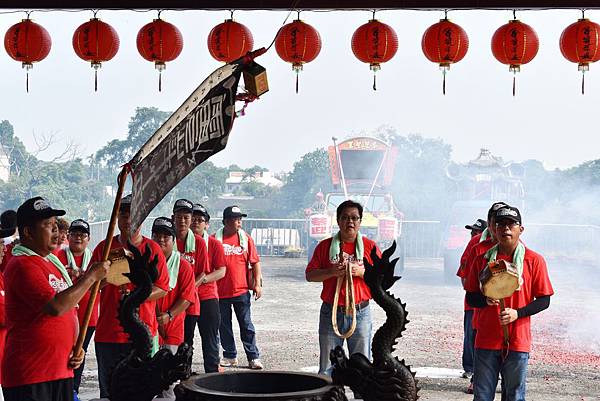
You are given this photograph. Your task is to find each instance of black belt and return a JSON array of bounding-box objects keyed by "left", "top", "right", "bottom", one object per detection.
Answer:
[{"left": 336, "top": 300, "right": 369, "bottom": 312}]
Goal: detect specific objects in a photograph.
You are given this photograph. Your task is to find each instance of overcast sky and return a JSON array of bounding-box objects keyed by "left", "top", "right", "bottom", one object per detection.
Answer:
[{"left": 0, "top": 8, "right": 597, "bottom": 172}]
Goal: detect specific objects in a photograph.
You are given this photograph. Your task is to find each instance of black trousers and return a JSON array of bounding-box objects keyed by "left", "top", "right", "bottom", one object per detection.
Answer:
[
  {"left": 95, "top": 342, "right": 133, "bottom": 399},
  {"left": 184, "top": 314, "right": 199, "bottom": 347},
  {"left": 198, "top": 298, "right": 222, "bottom": 373},
  {"left": 3, "top": 378, "right": 74, "bottom": 401},
  {"left": 73, "top": 326, "right": 95, "bottom": 393}
]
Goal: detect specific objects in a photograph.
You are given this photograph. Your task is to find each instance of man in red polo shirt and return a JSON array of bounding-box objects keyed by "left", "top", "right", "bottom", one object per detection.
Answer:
[
  {"left": 1, "top": 197, "right": 109, "bottom": 401},
  {"left": 457, "top": 202, "right": 508, "bottom": 394},
  {"left": 151, "top": 217, "right": 196, "bottom": 399},
  {"left": 0, "top": 211, "right": 17, "bottom": 399},
  {"left": 306, "top": 200, "right": 381, "bottom": 376},
  {"left": 190, "top": 204, "right": 226, "bottom": 373},
  {"left": 215, "top": 206, "right": 263, "bottom": 370},
  {"left": 465, "top": 205, "right": 553, "bottom": 401},
  {"left": 171, "top": 199, "right": 208, "bottom": 355},
  {"left": 55, "top": 219, "right": 96, "bottom": 396},
  {"left": 92, "top": 194, "right": 169, "bottom": 399}
]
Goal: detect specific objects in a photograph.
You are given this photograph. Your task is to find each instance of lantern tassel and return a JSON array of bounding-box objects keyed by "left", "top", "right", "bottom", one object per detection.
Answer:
[
  {"left": 159, "top": 71, "right": 162, "bottom": 92},
  {"left": 513, "top": 75, "right": 516, "bottom": 97},
  {"left": 26, "top": 72, "right": 29, "bottom": 93},
  {"left": 582, "top": 72, "right": 585, "bottom": 95},
  {"left": 95, "top": 69, "right": 98, "bottom": 92},
  {"left": 442, "top": 70, "right": 446, "bottom": 96},
  {"left": 295, "top": 73, "right": 299, "bottom": 94},
  {"left": 373, "top": 72, "right": 377, "bottom": 91}
]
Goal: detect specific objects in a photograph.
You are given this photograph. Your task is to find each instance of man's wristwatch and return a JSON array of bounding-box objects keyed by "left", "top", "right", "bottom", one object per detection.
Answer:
[
  {"left": 201, "top": 276, "right": 208, "bottom": 284},
  {"left": 166, "top": 310, "right": 173, "bottom": 321}
]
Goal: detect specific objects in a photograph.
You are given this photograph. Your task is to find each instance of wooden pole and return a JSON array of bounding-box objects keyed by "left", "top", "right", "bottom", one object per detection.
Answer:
[{"left": 73, "top": 166, "right": 129, "bottom": 356}]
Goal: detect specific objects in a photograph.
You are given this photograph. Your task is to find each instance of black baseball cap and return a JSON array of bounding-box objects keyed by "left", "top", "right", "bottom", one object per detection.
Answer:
[
  {"left": 193, "top": 203, "right": 210, "bottom": 220},
  {"left": 173, "top": 199, "right": 194, "bottom": 214},
  {"left": 465, "top": 218, "right": 487, "bottom": 231},
  {"left": 152, "top": 217, "right": 176, "bottom": 238},
  {"left": 223, "top": 205, "right": 247, "bottom": 219},
  {"left": 17, "top": 197, "right": 66, "bottom": 224},
  {"left": 487, "top": 202, "right": 508, "bottom": 220},
  {"left": 119, "top": 194, "right": 133, "bottom": 211},
  {"left": 69, "top": 219, "right": 90, "bottom": 235},
  {"left": 495, "top": 206, "right": 522, "bottom": 224},
  {"left": 0, "top": 210, "right": 16, "bottom": 238}
]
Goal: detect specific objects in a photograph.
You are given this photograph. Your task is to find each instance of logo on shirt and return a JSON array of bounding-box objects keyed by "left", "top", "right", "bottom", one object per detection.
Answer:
[
  {"left": 48, "top": 273, "right": 69, "bottom": 293},
  {"left": 182, "top": 253, "right": 195, "bottom": 265},
  {"left": 223, "top": 244, "right": 244, "bottom": 256},
  {"left": 0, "top": 290, "right": 4, "bottom": 297}
]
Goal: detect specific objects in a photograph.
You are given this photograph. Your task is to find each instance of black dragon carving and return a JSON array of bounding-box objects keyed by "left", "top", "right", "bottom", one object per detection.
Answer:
[
  {"left": 330, "top": 241, "right": 419, "bottom": 401},
  {"left": 109, "top": 243, "right": 193, "bottom": 401}
]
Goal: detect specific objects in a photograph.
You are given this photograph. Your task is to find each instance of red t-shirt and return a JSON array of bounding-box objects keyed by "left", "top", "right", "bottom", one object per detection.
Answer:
[
  {"left": 92, "top": 236, "right": 169, "bottom": 343},
  {"left": 306, "top": 236, "right": 381, "bottom": 305},
  {"left": 56, "top": 248, "right": 99, "bottom": 327},
  {"left": 2, "top": 254, "right": 77, "bottom": 387},
  {"left": 464, "top": 247, "right": 554, "bottom": 352},
  {"left": 0, "top": 272, "right": 6, "bottom": 385},
  {"left": 176, "top": 233, "right": 208, "bottom": 316},
  {"left": 157, "top": 256, "right": 196, "bottom": 346},
  {"left": 198, "top": 236, "right": 226, "bottom": 301},
  {"left": 215, "top": 232, "right": 260, "bottom": 299},
  {"left": 0, "top": 243, "right": 14, "bottom": 273}
]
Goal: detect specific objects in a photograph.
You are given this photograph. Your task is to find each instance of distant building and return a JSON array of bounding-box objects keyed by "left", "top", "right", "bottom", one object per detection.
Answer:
[
  {"left": 224, "top": 171, "right": 283, "bottom": 193},
  {"left": 0, "top": 146, "right": 10, "bottom": 182}
]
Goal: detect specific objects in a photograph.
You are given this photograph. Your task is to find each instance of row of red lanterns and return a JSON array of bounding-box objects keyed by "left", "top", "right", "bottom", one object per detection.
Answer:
[{"left": 3, "top": 12, "right": 600, "bottom": 94}]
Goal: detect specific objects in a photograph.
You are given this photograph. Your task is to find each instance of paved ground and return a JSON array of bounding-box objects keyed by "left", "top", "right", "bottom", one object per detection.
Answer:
[{"left": 80, "top": 257, "right": 600, "bottom": 400}]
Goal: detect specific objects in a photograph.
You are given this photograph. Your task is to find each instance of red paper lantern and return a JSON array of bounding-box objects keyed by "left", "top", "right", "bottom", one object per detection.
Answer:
[
  {"left": 275, "top": 19, "right": 322, "bottom": 93},
  {"left": 73, "top": 18, "right": 120, "bottom": 91},
  {"left": 351, "top": 19, "right": 398, "bottom": 90},
  {"left": 4, "top": 18, "right": 51, "bottom": 92},
  {"left": 207, "top": 19, "right": 253, "bottom": 63},
  {"left": 491, "top": 19, "right": 539, "bottom": 96},
  {"left": 422, "top": 18, "right": 469, "bottom": 94},
  {"left": 560, "top": 18, "right": 600, "bottom": 94},
  {"left": 137, "top": 18, "right": 183, "bottom": 91}
]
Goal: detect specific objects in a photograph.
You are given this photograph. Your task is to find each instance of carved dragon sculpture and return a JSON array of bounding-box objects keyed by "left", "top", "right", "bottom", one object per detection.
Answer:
[
  {"left": 109, "top": 244, "right": 193, "bottom": 401},
  {"left": 330, "top": 241, "right": 419, "bottom": 401}
]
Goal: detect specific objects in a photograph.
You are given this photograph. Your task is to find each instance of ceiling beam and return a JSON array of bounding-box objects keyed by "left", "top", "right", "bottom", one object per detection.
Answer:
[{"left": 1, "top": 0, "right": 598, "bottom": 10}]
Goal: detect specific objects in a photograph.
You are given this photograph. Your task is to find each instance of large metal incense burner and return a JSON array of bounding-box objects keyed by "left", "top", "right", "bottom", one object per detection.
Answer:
[
  {"left": 175, "top": 371, "right": 345, "bottom": 400},
  {"left": 116, "top": 242, "right": 417, "bottom": 401}
]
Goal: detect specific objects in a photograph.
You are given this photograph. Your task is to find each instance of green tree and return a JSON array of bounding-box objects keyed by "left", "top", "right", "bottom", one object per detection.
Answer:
[
  {"left": 95, "top": 107, "right": 171, "bottom": 170},
  {"left": 276, "top": 148, "right": 332, "bottom": 217}
]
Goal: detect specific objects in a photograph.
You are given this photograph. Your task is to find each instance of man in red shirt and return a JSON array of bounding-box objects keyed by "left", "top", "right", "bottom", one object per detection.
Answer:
[
  {"left": 457, "top": 202, "right": 506, "bottom": 394},
  {"left": 465, "top": 206, "right": 554, "bottom": 401},
  {"left": 55, "top": 219, "right": 96, "bottom": 396},
  {"left": 0, "top": 210, "right": 18, "bottom": 273},
  {"left": 215, "top": 206, "right": 263, "bottom": 370},
  {"left": 1, "top": 197, "right": 109, "bottom": 401},
  {"left": 92, "top": 194, "right": 169, "bottom": 399},
  {"left": 151, "top": 217, "right": 196, "bottom": 399},
  {"left": 191, "top": 204, "right": 226, "bottom": 373},
  {"left": 0, "top": 212, "right": 17, "bottom": 399},
  {"left": 171, "top": 199, "right": 208, "bottom": 357},
  {"left": 306, "top": 200, "right": 381, "bottom": 376}
]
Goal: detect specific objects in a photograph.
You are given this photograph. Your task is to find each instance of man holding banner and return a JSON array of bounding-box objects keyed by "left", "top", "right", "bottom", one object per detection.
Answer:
[
  {"left": 55, "top": 219, "right": 96, "bottom": 395},
  {"left": 1, "top": 197, "right": 109, "bottom": 401},
  {"left": 91, "top": 195, "right": 169, "bottom": 399}
]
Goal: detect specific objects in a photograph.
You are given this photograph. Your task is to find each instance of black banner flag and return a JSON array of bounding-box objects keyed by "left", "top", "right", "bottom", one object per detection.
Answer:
[{"left": 128, "top": 62, "right": 244, "bottom": 230}]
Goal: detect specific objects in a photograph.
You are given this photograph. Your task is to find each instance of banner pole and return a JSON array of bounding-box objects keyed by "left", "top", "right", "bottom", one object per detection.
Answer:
[{"left": 73, "top": 166, "right": 129, "bottom": 356}]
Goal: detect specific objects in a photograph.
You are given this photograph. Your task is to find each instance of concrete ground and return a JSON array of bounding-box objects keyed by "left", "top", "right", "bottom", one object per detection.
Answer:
[{"left": 79, "top": 257, "right": 600, "bottom": 401}]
